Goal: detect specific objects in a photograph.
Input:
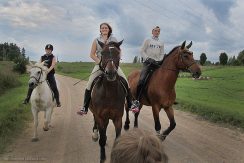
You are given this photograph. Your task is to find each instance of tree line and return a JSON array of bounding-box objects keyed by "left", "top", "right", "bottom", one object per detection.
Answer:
[
  {"left": 199, "top": 50, "right": 244, "bottom": 66},
  {"left": 0, "top": 42, "right": 29, "bottom": 73}
]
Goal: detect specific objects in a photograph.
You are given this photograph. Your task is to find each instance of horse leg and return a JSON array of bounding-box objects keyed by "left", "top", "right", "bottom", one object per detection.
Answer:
[
  {"left": 124, "top": 103, "right": 130, "bottom": 130},
  {"left": 134, "top": 104, "right": 142, "bottom": 128},
  {"left": 161, "top": 107, "right": 176, "bottom": 141},
  {"left": 31, "top": 109, "right": 39, "bottom": 142},
  {"left": 152, "top": 105, "right": 161, "bottom": 135},
  {"left": 92, "top": 115, "right": 99, "bottom": 142},
  {"left": 43, "top": 110, "right": 49, "bottom": 131},
  {"left": 98, "top": 120, "right": 109, "bottom": 163},
  {"left": 44, "top": 108, "right": 52, "bottom": 131},
  {"left": 113, "top": 117, "right": 122, "bottom": 139}
]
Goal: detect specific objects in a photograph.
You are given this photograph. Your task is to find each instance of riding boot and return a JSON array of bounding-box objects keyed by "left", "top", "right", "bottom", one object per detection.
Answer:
[
  {"left": 22, "top": 87, "right": 34, "bottom": 104},
  {"left": 77, "top": 89, "right": 91, "bottom": 116},
  {"left": 54, "top": 92, "right": 61, "bottom": 107}
]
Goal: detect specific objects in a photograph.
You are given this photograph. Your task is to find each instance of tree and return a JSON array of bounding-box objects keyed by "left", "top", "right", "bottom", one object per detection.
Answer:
[
  {"left": 237, "top": 50, "right": 244, "bottom": 65},
  {"left": 133, "top": 56, "right": 138, "bottom": 63},
  {"left": 200, "top": 53, "right": 207, "bottom": 65},
  {"left": 219, "top": 52, "right": 228, "bottom": 65},
  {"left": 21, "top": 48, "right": 26, "bottom": 57}
]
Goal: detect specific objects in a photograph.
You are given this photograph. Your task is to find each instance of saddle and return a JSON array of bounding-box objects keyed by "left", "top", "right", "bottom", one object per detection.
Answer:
[{"left": 90, "top": 75, "right": 128, "bottom": 95}]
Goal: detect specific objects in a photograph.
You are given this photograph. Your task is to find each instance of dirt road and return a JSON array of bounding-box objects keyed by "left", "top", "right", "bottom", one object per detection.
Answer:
[{"left": 1, "top": 75, "right": 244, "bottom": 163}]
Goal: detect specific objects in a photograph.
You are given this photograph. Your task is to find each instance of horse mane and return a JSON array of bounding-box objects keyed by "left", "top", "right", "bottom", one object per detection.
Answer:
[
  {"left": 32, "top": 62, "right": 48, "bottom": 70},
  {"left": 159, "top": 46, "right": 180, "bottom": 65}
]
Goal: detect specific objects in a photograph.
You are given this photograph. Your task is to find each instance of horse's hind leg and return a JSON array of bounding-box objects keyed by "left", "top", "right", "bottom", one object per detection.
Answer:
[
  {"left": 113, "top": 117, "right": 122, "bottom": 139},
  {"left": 161, "top": 107, "right": 176, "bottom": 140},
  {"left": 92, "top": 116, "right": 99, "bottom": 142},
  {"left": 31, "top": 109, "right": 39, "bottom": 142},
  {"left": 124, "top": 103, "right": 130, "bottom": 130},
  {"left": 152, "top": 105, "right": 161, "bottom": 135},
  {"left": 134, "top": 104, "right": 142, "bottom": 128},
  {"left": 43, "top": 108, "right": 52, "bottom": 131},
  {"left": 98, "top": 119, "right": 109, "bottom": 163}
]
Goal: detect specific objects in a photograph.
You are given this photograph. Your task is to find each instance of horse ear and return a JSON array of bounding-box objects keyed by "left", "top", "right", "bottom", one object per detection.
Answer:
[
  {"left": 186, "top": 41, "right": 192, "bottom": 49},
  {"left": 97, "top": 39, "right": 105, "bottom": 48},
  {"left": 117, "top": 39, "right": 124, "bottom": 47},
  {"left": 181, "top": 40, "right": 186, "bottom": 49}
]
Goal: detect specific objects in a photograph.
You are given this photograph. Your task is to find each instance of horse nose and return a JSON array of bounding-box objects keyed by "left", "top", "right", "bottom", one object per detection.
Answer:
[{"left": 29, "top": 82, "right": 34, "bottom": 87}]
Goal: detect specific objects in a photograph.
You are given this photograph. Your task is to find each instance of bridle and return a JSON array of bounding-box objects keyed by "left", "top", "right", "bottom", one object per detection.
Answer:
[
  {"left": 161, "top": 48, "right": 197, "bottom": 72},
  {"left": 30, "top": 66, "right": 47, "bottom": 87},
  {"left": 99, "top": 46, "right": 119, "bottom": 73}
]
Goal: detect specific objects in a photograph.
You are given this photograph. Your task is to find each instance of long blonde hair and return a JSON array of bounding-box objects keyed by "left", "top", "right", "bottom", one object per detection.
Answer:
[{"left": 111, "top": 129, "right": 168, "bottom": 163}]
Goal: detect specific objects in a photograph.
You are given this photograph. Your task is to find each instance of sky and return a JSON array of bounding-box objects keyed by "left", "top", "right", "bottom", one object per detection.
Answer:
[{"left": 0, "top": 0, "right": 243, "bottom": 63}]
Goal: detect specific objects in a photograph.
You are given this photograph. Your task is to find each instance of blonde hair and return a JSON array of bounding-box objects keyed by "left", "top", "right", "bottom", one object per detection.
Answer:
[{"left": 110, "top": 129, "right": 168, "bottom": 163}]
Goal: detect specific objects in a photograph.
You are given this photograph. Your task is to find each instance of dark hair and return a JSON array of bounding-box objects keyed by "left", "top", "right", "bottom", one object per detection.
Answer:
[
  {"left": 111, "top": 129, "right": 168, "bottom": 163},
  {"left": 100, "top": 22, "right": 112, "bottom": 38}
]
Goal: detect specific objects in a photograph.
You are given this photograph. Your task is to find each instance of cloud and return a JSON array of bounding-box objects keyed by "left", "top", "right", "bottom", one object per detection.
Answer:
[{"left": 0, "top": 0, "right": 243, "bottom": 63}]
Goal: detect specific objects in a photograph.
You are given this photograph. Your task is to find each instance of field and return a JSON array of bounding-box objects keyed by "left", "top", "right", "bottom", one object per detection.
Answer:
[
  {"left": 0, "top": 61, "right": 30, "bottom": 153},
  {"left": 57, "top": 62, "right": 244, "bottom": 129}
]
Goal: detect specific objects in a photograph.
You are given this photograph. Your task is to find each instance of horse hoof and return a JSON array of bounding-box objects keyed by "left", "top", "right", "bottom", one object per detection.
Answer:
[
  {"left": 92, "top": 136, "right": 99, "bottom": 142},
  {"left": 157, "top": 134, "right": 166, "bottom": 141},
  {"left": 43, "top": 127, "right": 49, "bottom": 131},
  {"left": 124, "top": 124, "right": 130, "bottom": 130},
  {"left": 31, "top": 137, "right": 39, "bottom": 142},
  {"left": 92, "top": 130, "right": 99, "bottom": 142}
]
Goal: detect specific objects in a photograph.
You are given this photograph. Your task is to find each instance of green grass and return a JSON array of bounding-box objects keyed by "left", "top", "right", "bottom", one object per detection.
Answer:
[
  {"left": 56, "top": 62, "right": 142, "bottom": 80},
  {"left": 0, "top": 62, "right": 31, "bottom": 153},
  {"left": 176, "top": 66, "right": 244, "bottom": 128},
  {"left": 0, "top": 61, "right": 21, "bottom": 95}
]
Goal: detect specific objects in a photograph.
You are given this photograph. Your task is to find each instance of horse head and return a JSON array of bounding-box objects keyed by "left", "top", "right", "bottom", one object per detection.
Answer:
[
  {"left": 175, "top": 41, "right": 201, "bottom": 78},
  {"left": 97, "top": 40, "right": 123, "bottom": 81},
  {"left": 28, "top": 62, "right": 48, "bottom": 89}
]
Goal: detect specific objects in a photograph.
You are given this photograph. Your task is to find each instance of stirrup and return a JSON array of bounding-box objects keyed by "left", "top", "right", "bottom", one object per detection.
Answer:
[
  {"left": 130, "top": 100, "right": 140, "bottom": 113},
  {"left": 77, "top": 108, "right": 88, "bottom": 116}
]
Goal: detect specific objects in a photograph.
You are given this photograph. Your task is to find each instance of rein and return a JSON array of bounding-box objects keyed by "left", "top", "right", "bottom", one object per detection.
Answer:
[{"left": 160, "top": 48, "right": 197, "bottom": 72}]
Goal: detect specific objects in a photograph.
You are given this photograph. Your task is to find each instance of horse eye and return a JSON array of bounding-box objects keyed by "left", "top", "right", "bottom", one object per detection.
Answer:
[{"left": 37, "top": 71, "right": 41, "bottom": 74}]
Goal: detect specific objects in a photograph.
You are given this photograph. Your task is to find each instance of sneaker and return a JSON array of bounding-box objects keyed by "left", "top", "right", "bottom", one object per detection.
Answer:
[
  {"left": 130, "top": 100, "right": 140, "bottom": 113},
  {"left": 77, "top": 108, "right": 88, "bottom": 116}
]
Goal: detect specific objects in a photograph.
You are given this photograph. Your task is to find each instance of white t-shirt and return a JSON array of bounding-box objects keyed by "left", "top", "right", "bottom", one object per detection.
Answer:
[{"left": 140, "top": 37, "right": 164, "bottom": 61}]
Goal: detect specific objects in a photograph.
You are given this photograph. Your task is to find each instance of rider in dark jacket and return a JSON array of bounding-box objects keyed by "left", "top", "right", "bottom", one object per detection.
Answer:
[{"left": 23, "top": 44, "right": 61, "bottom": 107}]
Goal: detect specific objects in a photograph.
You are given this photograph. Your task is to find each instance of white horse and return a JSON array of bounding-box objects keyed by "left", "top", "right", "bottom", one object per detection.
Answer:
[{"left": 28, "top": 62, "right": 56, "bottom": 142}]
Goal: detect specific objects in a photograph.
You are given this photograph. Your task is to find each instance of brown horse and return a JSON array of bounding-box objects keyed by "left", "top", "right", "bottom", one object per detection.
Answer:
[
  {"left": 124, "top": 41, "right": 201, "bottom": 140},
  {"left": 90, "top": 40, "right": 126, "bottom": 163}
]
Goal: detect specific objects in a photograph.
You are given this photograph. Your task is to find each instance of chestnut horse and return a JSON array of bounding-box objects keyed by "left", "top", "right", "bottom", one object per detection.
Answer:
[
  {"left": 90, "top": 40, "right": 126, "bottom": 163},
  {"left": 124, "top": 41, "right": 201, "bottom": 140}
]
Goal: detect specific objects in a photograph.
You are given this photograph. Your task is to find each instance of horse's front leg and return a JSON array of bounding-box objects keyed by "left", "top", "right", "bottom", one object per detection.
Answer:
[
  {"left": 124, "top": 103, "right": 130, "bottom": 130},
  {"left": 98, "top": 120, "right": 109, "bottom": 163},
  {"left": 113, "top": 117, "right": 122, "bottom": 139},
  {"left": 31, "top": 108, "right": 39, "bottom": 142},
  {"left": 161, "top": 106, "right": 176, "bottom": 141}
]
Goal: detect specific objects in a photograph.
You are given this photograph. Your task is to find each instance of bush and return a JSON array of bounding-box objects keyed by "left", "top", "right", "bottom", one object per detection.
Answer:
[
  {"left": 13, "top": 57, "right": 29, "bottom": 74},
  {"left": 0, "top": 71, "right": 21, "bottom": 95}
]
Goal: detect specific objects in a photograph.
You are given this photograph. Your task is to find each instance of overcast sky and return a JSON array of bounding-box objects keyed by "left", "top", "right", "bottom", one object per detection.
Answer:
[{"left": 0, "top": 0, "right": 243, "bottom": 63}]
